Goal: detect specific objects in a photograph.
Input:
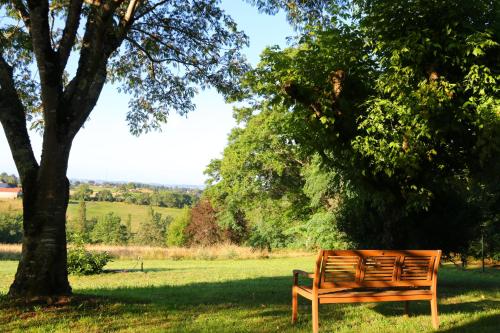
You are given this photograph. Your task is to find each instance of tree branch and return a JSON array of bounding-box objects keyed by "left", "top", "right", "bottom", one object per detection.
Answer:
[
  {"left": 11, "top": 0, "right": 31, "bottom": 32},
  {"left": 58, "top": 0, "right": 84, "bottom": 71},
  {"left": 26, "top": 0, "right": 61, "bottom": 124},
  {"left": 63, "top": 0, "right": 130, "bottom": 138},
  {"left": 0, "top": 54, "right": 39, "bottom": 180}
]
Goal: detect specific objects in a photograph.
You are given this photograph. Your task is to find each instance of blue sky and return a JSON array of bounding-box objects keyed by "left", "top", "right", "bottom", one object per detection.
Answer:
[{"left": 0, "top": 1, "right": 293, "bottom": 186}]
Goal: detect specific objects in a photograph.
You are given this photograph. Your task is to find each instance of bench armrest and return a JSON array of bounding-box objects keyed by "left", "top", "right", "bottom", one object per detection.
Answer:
[{"left": 293, "top": 269, "right": 315, "bottom": 279}]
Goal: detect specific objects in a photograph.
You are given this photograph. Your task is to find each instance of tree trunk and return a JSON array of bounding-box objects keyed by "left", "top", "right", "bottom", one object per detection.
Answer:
[{"left": 8, "top": 142, "right": 72, "bottom": 298}]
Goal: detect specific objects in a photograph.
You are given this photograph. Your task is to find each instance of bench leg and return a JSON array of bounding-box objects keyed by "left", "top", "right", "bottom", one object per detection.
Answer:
[
  {"left": 430, "top": 297, "right": 439, "bottom": 329},
  {"left": 404, "top": 301, "right": 409, "bottom": 317},
  {"left": 292, "top": 287, "right": 298, "bottom": 324},
  {"left": 312, "top": 299, "right": 319, "bottom": 333}
]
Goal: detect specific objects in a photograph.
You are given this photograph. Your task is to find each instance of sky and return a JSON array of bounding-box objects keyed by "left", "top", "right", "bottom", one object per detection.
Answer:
[{"left": 0, "top": 1, "right": 294, "bottom": 186}]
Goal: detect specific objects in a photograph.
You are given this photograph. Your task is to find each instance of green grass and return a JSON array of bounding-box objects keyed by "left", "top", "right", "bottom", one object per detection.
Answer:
[
  {"left": 0, "top": 199, "right": 183, "bottom": 231},
  {"left": 0, "top": 259, "right": 498, "bottom": 332},
  {"left": 66, "top": 201, "right": 182, "bottom": 230}
]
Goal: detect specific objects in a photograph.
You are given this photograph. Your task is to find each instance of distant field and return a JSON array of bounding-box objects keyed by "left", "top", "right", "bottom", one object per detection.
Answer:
[
  {"left": 0, "top": 199, "right": 182, "bottom": 231},
  {"left": 0, "top": 199, "right": 22, "bottom": 214},
  {"left": 0, "top": 259, "right": 498, "bottom": 332},
  {"left": 67, "top": 201, "right": 182, "bottom": 230}
]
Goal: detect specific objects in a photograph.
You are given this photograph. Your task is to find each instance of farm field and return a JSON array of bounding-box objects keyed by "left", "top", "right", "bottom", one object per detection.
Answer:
[
  {"left": 0, "top": 258, "right": 498, "bottom": 332},
  {"left": 0, "top": 199, "right": 182, "bottom": 231}
]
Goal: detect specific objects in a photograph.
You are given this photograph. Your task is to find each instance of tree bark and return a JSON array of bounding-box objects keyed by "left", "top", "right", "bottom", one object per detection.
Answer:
[{"left": 8, "top": 142, "right": 73, "bottom": 298}]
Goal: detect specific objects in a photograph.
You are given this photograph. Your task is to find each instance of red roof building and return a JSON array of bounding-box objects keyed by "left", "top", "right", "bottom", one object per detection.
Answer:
[{"left": 0, "top": 187, "right": 22, "bottom": 199}]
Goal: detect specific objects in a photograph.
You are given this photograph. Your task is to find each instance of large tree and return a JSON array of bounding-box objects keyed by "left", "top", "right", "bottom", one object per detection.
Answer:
[
  {"left": 206, "top": 0, "right": 499, "bottom": 253},
  {"left": 0, "top": 0, "right": 251, "bottom": 298}
]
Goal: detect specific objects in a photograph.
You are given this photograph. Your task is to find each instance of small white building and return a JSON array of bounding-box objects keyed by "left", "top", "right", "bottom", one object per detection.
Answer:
[{"left": 0, "top": 187, "right": 22, "bottom": 199}]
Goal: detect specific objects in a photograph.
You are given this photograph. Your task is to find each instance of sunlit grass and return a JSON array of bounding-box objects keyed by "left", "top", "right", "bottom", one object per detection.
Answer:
[
  {"left": 0, "top": 199, "right": 183, "bottom": 231},
  {"left": 0, "top": 259, "right": 498, "bottom": 332},
  {"left": 66, "top": 201, "right": 183, "bottom": 230}
]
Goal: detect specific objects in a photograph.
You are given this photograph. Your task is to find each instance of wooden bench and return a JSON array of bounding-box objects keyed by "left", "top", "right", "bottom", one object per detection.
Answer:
[{"left": 292, "top": 250, "right": 441, "bottom": 332}]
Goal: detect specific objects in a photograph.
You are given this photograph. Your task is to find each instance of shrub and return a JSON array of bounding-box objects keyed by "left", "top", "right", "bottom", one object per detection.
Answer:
[
  {"left": 67, "top": 243, "right": 111, "bottom": 275},
  {"left": 134, "top": 206, "right": 171, "bottom": 246},
  {"left": 186, "top": 199, "right": 221, "bottom": 246},
  {"left": 166, "top": 208, "right": 191, "bottom": 246},
  {"left": 90, "top": 212, "right": 129, "bottom": 244},
  {"left": 0, "top": 213, "right": 23, "bottom": 243}
]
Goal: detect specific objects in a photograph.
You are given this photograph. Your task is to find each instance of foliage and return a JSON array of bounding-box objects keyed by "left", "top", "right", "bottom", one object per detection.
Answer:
[
  {"left": 67, "top": 238, "right": 111, "bottom": 276},
  {"left": 0, "top": 213, "right": 22, "bottom": 243},
  {"left": 95, "top": 190, "right": 114, "bottom": 202},
  {"left": 90, "top": 213, "right": 130, "bottom": 245},
  {"left": 185, "top": 199, "right": 222, "bottom": 246},
  {"left": 72, "top": 185, "right": 94, "bottom": 202},
  {"left": 0, "top": 173, "right": 18, "bottom": 186},
  {"left": 166, "top": 208, "right": 191, "bottom": 247},
  {"left": 205, "top": 0, "right": 500, "bottom": 254},
  {"left": 73, "top": 183, "right": 196, "bottom": 208},
  {"left": 134, "top": 206, "right": 171, "bottom": 246}
]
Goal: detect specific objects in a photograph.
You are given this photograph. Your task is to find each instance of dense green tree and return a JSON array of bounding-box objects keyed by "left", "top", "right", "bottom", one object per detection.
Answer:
[
  {"left": 0, "top": 172, "right": 19, "bottom": 186},
  {"left": 0, "top": 213, "right": 23, "bottom": 243},
  {"left": 207, "top": 0, "right": 499, "bottom": 253},
  {"left": 134, "top": 206, "right": 170, "bottom": 246},
  {"left": 166, "top": 207, "right": 191, "bottom": 247},
  {"left": 66, "top": 199, "right": 89, "bottom": 241},
  {"left": 90, "top": 212, "right": 129, "bottom": 245},
  {"left": 0, "top": 0, "right": 249, "bottom": 297},
  {"left": 95, "top": 189, "right": 114, "bottom": 202},
  {"left": 72, "top": 184, "right": 93, "bottom": 201}
]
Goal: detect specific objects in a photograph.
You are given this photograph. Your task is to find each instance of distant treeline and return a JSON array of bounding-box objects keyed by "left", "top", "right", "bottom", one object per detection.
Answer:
[
  {"left": 70, "top": 183, "right": 200, "bottom": 208},
  {"left": 0, "top": 172, "right": 19, "bottom": 186}
]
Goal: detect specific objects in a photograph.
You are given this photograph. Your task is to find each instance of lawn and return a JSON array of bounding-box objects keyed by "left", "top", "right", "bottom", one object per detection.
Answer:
[
  {"left": 0, "top": 199, "right": 183, "bottom": 231},
  {"left": 0, "top": 258, "right": 498, "bottom": 332}
]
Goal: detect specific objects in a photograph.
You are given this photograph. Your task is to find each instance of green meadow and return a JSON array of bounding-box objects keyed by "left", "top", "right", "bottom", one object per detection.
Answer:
[
  {"left": 0, "top": 199, "right": 182, "bottom": 231},
  {"left": 1, "top": 258, "right": 498, "bottom": 332}
]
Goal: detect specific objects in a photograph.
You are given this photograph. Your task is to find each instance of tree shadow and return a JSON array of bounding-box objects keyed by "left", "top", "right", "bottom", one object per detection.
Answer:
[
  {"left": 103, "top": 268, "right": 173, "bottom": 273},
  {"left": 83, "top": 276, "right": 293, "bottom": 307},
  {"left": 1, "top": 268, "right": 498, "bottom": 332},
  {"left": 439, "top": 313, "right": 500, "bottom": 333}
]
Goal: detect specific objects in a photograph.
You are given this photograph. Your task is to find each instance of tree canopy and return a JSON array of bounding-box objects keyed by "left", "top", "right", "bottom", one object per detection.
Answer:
[{"left": 205, "top": 0, "right": 499, "bottom": 254}]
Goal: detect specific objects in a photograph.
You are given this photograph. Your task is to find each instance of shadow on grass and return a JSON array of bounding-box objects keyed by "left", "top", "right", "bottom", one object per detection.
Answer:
[
  {"left": 439, "top": 313, "right": 500, "bottom": 333},
  {"left": 84, "top": 276, "right": 293, "bottom": 306},
  {"left": 1, "top": 267, "right": 498, "bottom": 332},
  {"left": 103, "top": 268, "right": 172, "bottom": 273}
]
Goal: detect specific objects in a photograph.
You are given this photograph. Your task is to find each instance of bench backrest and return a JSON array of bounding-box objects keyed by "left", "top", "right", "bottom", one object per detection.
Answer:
[{"left": 315, "top": 250, "right": 441, "bottom": 289}]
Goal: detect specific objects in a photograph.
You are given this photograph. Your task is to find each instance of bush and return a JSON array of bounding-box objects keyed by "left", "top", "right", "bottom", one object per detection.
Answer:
[
  {"left": 67, "top": 243, "right": 111, "bottom": 275},
  {"left": 135, "top": 206, "right": 171, "bottom": 246},
  {"left": 185, "top": 199, "right": 222, "bottom": 246},
  {"left": 90, "top": 212, "right": 129, "bottom": 244},
  {"left": 0, "top": 213, "right": 23, "bottom": 243},
  {"left": 167, "top": 208, "right": 191, "bottom": 246}
]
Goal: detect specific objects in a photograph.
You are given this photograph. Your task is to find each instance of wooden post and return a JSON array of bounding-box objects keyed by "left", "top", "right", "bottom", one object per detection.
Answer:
[
  {"left": 292, "top": 287, "right": 298, "bottom": 323},
  {"left": 312, "top": 298, "right": 319, "bottom": 333},
  {"left": 403, "top": 301, "right": 409, "bottom": 317},
  {"left": 430, "top": 297, "right": 439, "bottom": 329}
]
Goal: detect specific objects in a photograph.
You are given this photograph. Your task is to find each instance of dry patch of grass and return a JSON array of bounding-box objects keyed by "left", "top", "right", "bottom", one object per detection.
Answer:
[
  {"left": 88, "top": 244, "right": 314, "bottom": 260},
  {"left": 0, "top": 199, "right": 22, "bottom": 214},
  {"left": 0, "top": 243, "right": 314, "bottom": 260}
]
